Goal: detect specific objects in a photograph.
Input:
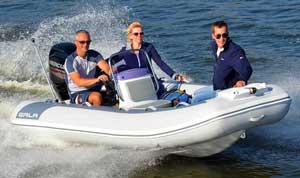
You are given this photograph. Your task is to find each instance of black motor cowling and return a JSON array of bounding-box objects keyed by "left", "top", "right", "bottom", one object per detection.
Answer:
[{"left": 49, "top": 43, "right": 76, "bottom": 100}]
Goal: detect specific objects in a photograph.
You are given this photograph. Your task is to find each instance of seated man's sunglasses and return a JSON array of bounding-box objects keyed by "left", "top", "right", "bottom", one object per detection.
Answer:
[{"left": 78, "top": 40, "right": 92, "bottom": 44}]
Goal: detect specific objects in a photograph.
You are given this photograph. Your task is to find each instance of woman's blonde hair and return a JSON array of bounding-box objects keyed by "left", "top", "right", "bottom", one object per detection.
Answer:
[{"left": 126, "top": 21, "right": 143, "bottom": 41}]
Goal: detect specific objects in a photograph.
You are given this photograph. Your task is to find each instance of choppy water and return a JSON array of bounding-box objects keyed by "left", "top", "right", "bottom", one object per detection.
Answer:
[{"left": 0, "top": 0, "right": 299, "bottom": 178}]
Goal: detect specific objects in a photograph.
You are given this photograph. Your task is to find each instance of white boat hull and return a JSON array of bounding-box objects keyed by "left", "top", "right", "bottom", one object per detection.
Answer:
[{"left": 10, "top": 83, "right": 291, "bottom": 157}]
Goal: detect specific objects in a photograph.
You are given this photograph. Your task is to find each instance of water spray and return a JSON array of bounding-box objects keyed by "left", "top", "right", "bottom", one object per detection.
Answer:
[{"left": 31, "top": 38, "right": 58, "bottom": 101}]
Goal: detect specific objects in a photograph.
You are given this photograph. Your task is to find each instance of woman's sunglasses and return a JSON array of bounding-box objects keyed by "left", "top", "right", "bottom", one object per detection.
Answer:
[
  {"left": 215, "top": 33, "right": 228, "bottom": 39},
  {"left": 132, "top": 32, "right": 144, "bottom": 36}
]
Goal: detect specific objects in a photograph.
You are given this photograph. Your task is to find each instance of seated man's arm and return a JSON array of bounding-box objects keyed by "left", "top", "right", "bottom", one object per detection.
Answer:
[
  {"left": 69, "top": 72, "right": 104, "bottom": 87},
  {"left": 65, "top": 55, "right": 106, "bottom": 87},
  {"left": 98, "top": 60, "right": 111, "bottom": 76}
]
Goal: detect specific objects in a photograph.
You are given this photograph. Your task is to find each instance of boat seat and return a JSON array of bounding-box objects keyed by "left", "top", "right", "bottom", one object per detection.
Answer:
[{"left": 116, "top": 68, "right": 171, "bottom": 110}]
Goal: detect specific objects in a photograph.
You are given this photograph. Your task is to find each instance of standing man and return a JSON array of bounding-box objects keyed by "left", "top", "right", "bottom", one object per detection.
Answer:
[
  {"left": 211, "top": 20, "right": 253, "bottom": 90},
  {"left": 65, "top": 30, "right": 111, "bottom": 106}
]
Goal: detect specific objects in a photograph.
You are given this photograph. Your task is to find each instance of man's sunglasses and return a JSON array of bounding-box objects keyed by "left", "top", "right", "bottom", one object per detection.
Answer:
[
  {"left": 78, "top": 40, "right": 91, "bottom": 44},
  {"left": 215, "top": 33, "right": 228, "bottom": 39},
  {"left": 132, "top": 32, "right": 144, "bottom": 36}
]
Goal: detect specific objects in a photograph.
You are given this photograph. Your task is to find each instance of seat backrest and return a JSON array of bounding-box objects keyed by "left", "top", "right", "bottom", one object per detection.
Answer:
[
  {"left": 117, "top": 68, "right": 157, "bottom": 103},
  {"left": 118, "top": 72, "right": 171, "bottom": 110}
]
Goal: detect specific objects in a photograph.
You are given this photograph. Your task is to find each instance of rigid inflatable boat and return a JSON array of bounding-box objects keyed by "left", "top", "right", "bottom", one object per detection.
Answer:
[{"left": 10, "top": 42, "right": 291, "bottom": 157}]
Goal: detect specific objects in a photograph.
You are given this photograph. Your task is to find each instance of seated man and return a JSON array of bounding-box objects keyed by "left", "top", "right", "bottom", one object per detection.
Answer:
[{"left": 64, "top": 30, "right": 111, "bottom": 106}]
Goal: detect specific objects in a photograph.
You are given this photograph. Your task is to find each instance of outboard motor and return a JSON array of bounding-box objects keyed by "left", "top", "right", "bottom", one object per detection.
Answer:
[{"left": 49, "top": 43, "right": 76, "bottom": 100}]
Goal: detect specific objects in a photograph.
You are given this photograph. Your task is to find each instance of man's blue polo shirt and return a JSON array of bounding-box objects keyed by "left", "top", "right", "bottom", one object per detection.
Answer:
[{"left": 64, "top": 50, "right": 104, "bottom": 94}]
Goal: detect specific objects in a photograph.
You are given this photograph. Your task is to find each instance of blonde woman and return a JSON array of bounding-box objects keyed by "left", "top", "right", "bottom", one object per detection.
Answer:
[{"left": 121, "top": 21, "right": 186, "bottom": 82}]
